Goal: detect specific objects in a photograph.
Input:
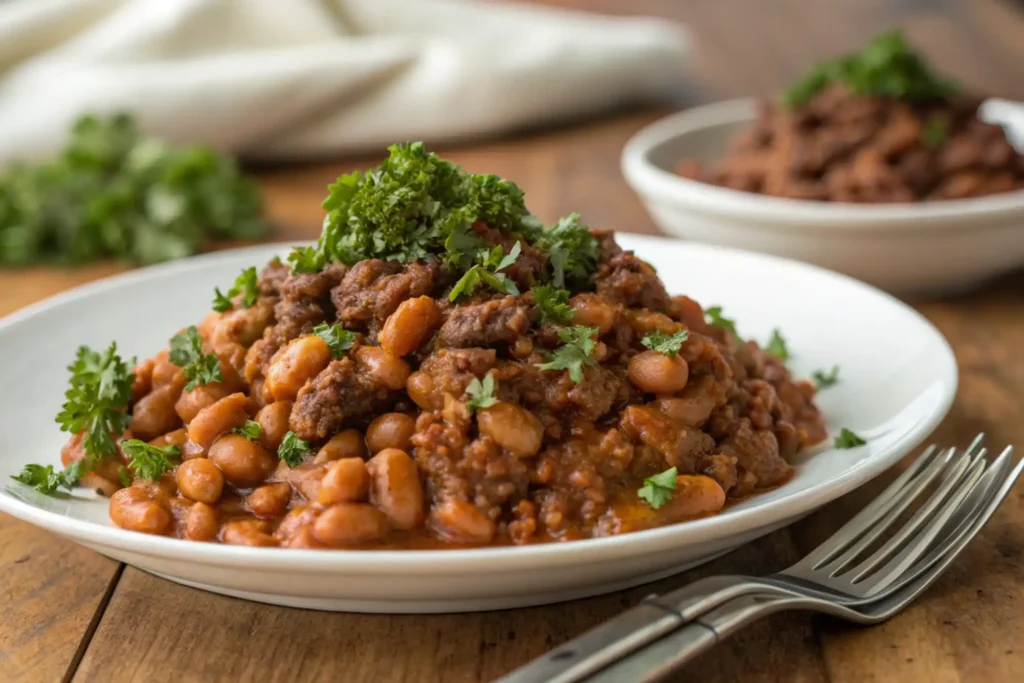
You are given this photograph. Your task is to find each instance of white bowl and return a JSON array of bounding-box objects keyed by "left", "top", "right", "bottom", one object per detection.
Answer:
[
  {"left": 0, "top": 235, "right": 956, "bottom": 613},
  {"left": 621, "top": 98, "right": 1024, "bottom": 296}
]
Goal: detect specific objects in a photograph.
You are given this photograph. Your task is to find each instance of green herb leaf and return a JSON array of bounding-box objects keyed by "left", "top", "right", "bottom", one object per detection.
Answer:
[
  {"left": 0, "top": 113, "right": 267, "bottom": 268},
  {"left": 783, "top": 30, "right": 960, "bottom": 108},
  {"left": 449, "top": 242, "right": 521, "bottom": 301},
  {"left": 812, "top": 365, "right": 840, "bottom": 389},
  {"left": 169, "top": 326, "right": 222, "bottom": 392},
  {"left": 765, "top": 328, "right": 790, "bottom": 362},
  {"left": 923, "top": 117, "right": 947, "bottom": 149},
  {"left": 10, "top": 462, "right": 82, "bottom": 496},
  {"left": 313, "top": 323, "right": 356, "bottom": 359},
  {"left": 704, "top": 306, "right": 740, "bottom": 339},
  {"left": 465, "top": 374, "right": 498, "bottom": 414},
  {"left": 278, "top": 431, "right": 312, "bottom": 467},
  {"left": 212, "top": 266, "right": 258, "bottom": 312},
  {"left": 118, "top": 466, "right": 132, "bottom": 488},
  {"left": 531, "top": 285, "right": 573, "bottom": 325},
  {"left": 54, "top": 343, "right": 134, "bottom": 468},
  {"left": 536, "top": 326, "right": 599, "bottom": 383},
  {"left": 533, "top": 213, "right": 598, "bottom": 289},
  {"left": 121, "top": 439, "right": 179, "bottom": 481},
  {"left": 638, "top": 466, "right": 678, "bottom": 509},
  {"left": 833, "top": 428, "right": 867, "bottom": 449},
  {"left": 641, "top": 330, "right": 689, "bottom": 356},
  {"left": 233, "top": 420, "right": 262, "bottom": 441}
]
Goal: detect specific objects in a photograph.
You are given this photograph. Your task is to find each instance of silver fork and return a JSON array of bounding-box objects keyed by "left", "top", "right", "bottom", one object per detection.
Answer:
[
  {"left": 498, "top": 435, "right": 1000, "bottom": 683},
  {"left": 587, "top": 443, "right": 1023, "bottom": 682}
]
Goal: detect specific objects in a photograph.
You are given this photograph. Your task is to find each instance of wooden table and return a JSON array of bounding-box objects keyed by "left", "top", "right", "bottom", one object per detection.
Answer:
[{"left": 3, "top": 1, "right": 1024, "bottom": 681}]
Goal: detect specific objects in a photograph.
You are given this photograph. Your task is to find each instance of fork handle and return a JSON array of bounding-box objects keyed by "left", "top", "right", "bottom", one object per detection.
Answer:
[{"left": 585, "top": 594, "right": 809, "bottom": 682}]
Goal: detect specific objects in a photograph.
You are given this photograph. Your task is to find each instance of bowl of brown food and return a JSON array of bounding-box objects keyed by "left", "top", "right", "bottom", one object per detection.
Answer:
[{"left": 622, "top": 30, "right": 1024, "bottom": 295}]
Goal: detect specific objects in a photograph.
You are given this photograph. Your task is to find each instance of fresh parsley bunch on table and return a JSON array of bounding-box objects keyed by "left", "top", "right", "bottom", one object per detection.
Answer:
[{"left": 0, "top": 113, "right": 267, "bottom": 266}]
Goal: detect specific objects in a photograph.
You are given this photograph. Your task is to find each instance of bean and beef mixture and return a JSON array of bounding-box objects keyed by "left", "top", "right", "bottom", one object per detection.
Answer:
[
  {"left": 677, "top": 31, "right": 1024, "bottom": 203},
  {"left": 17, "top": 143, "right": 832, "bottom": 549}
]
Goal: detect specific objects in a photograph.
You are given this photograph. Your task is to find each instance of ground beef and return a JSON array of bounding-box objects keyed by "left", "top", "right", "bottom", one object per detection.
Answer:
[
  {"left": 718, "top": 418, "right": 790, "bottom": 490},
  {"left": 434, "top": 296, "right": 529, "bottom": 348},
  {"left": 258, "top": 259, "right": 290, "bottom": 297},
  {"left": 471, "top": 221, "right": 548, "bottom": 289},
  {"left": 619, "top": 404, "right": 715, "bottom": 473},
  {"left": 289, "top": 356, "right": 398, "bottom": 440},
  {"left": 417, "top": 348, "right": 497, "bottom": 403},
  {"left": 595, "top": 250, "right": 670, "bottom": 313},
  {"left": 331, "top": 260, "right": 440, "bottom": 334}
]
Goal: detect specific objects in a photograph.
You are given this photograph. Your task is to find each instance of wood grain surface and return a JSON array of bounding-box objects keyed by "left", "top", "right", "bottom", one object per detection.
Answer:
[{"left": 2, "top": 1, "right": 1024, "bottom": 681}]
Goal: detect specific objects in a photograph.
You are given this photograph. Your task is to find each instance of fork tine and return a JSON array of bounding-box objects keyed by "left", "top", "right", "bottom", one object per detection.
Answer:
[
  {"left": 850, "top": 453, "right": 989, "bottom": 592},
  {"left": 815, "top": 445, "right": 965, "bottom": 574}
]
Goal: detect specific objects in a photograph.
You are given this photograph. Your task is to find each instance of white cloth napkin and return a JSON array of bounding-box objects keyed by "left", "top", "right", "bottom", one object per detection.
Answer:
[{"left": 0, "top": 0, "right": 691, "bottom": 162}]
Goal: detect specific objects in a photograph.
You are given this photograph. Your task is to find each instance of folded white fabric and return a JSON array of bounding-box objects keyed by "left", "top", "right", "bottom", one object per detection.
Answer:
[{"left": 0, "top": 0, "right": 690, "bottom": 162}]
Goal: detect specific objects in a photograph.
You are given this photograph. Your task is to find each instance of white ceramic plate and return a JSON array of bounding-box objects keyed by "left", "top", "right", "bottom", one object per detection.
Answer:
[
  {"left": 0, "top": 236, "right": 957, "bottom": 613},
  {"left": 621, "top": 98, "right": 1024, "bottom": 296}
]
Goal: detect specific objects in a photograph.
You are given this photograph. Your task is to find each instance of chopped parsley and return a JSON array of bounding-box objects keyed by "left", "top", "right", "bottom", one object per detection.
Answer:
[
  {"left": 783, "top": 30, "right": 959, "bottom": 108},
  {"left": 704, "top": 306, "right": 740, "bottom": 339},
  {"left": 641, "top": 330, "right": 689, "bottom": 356},
  {"left": 281, "top": 142, "right": 599, "bottom": 293},
  {"left": 638, "top": 467, "right": 678, "bottom": 509},
  {"left": 812, "top": 365, "right": 840, "bottom": 389},
  {"left": 121, "top": 439, "right": 179, "bottom": 481},
  {"left": 278, "top": 431, "right": 311, "bottom": 467},
  {"left": 765, "top": 328, "right": 790, "bottom": 362},
  {"left": 118, "top": 466, "right": 133, "bottom": 488},
  {"left": 313, "top": 323, "right": 356, "bottom": 359},
  {"left": 169, "top": 326, "right": 222, "bottom": 392},
  {"left": 923, "top": 117, "right": 947, "bottom": 149},
  {"left": 536, "top": 325, "right": 599, "bottom": 383},
  {"left": 449, "top": 242, "right": 521, "bottom": 301},
  {"left": 0, "top": 113, "right": 266, "bottom": 267},
  {"left": 232, "top": 420, "right": 262, "bottom": 441},
  {"left": 212, "top": 266, "right": 259, "bottom": 312},
  {"left": 465, "top": 374, "right": 498, "bottom": 414},
  {"left": 54, "top": 343, "right": 134, "bottom": 467},
  {"left": 834, "top": 428, "right": 867, "bottom": 449},
  {"left": 10, "top": 462, "right": 82, "bottom": 496},
  {"left": 531, "top": 285, "right": 573, "bottom": 326}
]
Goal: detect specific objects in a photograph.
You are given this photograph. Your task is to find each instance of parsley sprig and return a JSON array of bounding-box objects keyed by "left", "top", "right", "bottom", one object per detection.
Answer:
[
  {"left": 638, "top": 467, "right": 678, "bottom": 509},
  {"left": 212, "top": 266, "right": 258, "bottom": 312},
  {"left": 531, "top": 285, "right": 573, "bottom": 325},
  {"left": 313, "top": 323, "right": 356, "bottom": 359},
  {"left": 533, "top": 213, "right": 598, "bottom": 289},
  {"left": 121, "top": 439, "right": 179, "bottom": 481},
  {"left": 278, "top": 431, "right": 311, "bottom": 467},
  {"left": 923, "top": 117, "right": 947, "bottom": 149},
  {"left": 641, "top": 330, "right": 689, "bottom": 356},
  {"left": 449, "top": 242, "right": 521, "bottom": 301},
  {"left": 765, "top": 328, "right": 790, "bottom": 362},
  {"left": 169, "top": 326, "right": 222, "bottom": 392},
  {"left": 536, "top": 326, "right": 599, "bottom": 383},
  {"left": 11, "top": 462, "right": 82, "bottom": 496},
  {"left": 834, "top": 428, "right": 867, "bottom": 449},
  {"left": 54, "top": 343, "right": 135, "bottom": 465},
  {"left": 704, "top": 306, "right": 740, "bottom": 339},
  {"left": 812, "top": 365, "right": 840, "bottom": 389},
  {"left": 232, "top": 420, "right": 262, "bottom": 441},
  {"left": 465, "top": 374, "right": 498, "bottom": 414}
]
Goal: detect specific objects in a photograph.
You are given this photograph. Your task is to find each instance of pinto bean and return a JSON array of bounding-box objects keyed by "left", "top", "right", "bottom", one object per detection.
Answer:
[
  {"left": 365, "top": 413, "right": 415, "bottom": 454},
  {"left": 130, "top": 385, "right": 182, "bottom": 441},
  {"left": 255, "top": 400, "right": 292, "bottom": 450},
  {"left": 379, "top": 296, "right": 441, "bottom": 357},
  {"left": 318, "top": 458, "right": 370, "bottom": 505},
  {"left": 109, "top": 486, "right": 170, "bottom": 535},
  {"left": 431, "top": 499, "right": 495, "bottom": 544},
  {"left": 187, "top": 392, "right": 249, "bottom": 452},
  {"left": 365, "top": 448, "right": 424, "bottom": 530},
  {"left": 265, "top": 335, "right": 333, "bottom": 402},
  {"left": 477, "top": 402, "right": 543, "bottom": 458},
  {"left": 312, "top": 503, "right": 390, "bottom": 546},
  {"left": 313, "top": 429, "right": 366, "bottom": 463},
  {"left": 208, "top": 434, "right": 276, "bottom": 488},
  {"left": 627, "top": 351, "right": 690, "bottom": 395}
]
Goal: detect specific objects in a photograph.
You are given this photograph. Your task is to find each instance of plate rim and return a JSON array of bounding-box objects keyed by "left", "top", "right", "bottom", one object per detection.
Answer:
[{"left": 0, "top": 236, "right": 958, "bottom": 574}]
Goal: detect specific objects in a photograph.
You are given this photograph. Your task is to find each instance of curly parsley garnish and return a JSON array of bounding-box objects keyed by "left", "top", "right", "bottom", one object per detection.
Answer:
[
  {"left": 783, "top": 30, "right": 959, "bottom": 108},
  {"left": 533, "top": 213, "right": 599, "bottom": 289},
  {"left": 212, "top": 266, "right": 259, "bottom": 312},
  {"left": 638, "top": 467, "right": 678, "bottom": 509},
  {"left": 121, "top": 439, "right": 180, "bottom": 481},
  {"left": 704, "top": 306, "right": 739, "bottom": 339},
  {"left": 232, "top": 420, "right": 262, "bottom": 442},
  {"left": 641, "top": 330, "right": 689, "bottom": 356},
  {"left": 531, "top": 285, "right": 573, "bottom": 326},
  {"left": 449, "top": 242, "right": 521, "bottom": 301},
  {"left": 812, "top": 365, "right": 840, "bottom": 389},
  {"left": 10, "top": 462, "right": 82, "bottom": 496},
  {"left": 765, "top": 328, "right": 790, "bottom": 362},
  {"left": 169, "top": 326, "right": 222, "bottom": 392},
  {"left": 54, "top": 343, "right": 134, "bottom": 466},
  {"left": 465, "top": 374, "right": 498, "bottom": 414},
  {"left": 536, "top": 325, "right": 599, "bottom": 383},
  {"left": 834, "top": 428, "right": 866, "bottom": 449},
  {"left": 278, "top": 431, "right": 312, "bottom": 467},
  {"left": 313, "top": 323, "right": 356, "bottom": 359}
]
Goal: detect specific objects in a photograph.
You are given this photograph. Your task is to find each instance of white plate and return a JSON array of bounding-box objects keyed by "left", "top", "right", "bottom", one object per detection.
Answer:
[
  {"left": 0, "top": 236, "right": 957, "bottom": 613},
  {"left": 621, "top": 98, "right": 1024, "bottom": 296}
]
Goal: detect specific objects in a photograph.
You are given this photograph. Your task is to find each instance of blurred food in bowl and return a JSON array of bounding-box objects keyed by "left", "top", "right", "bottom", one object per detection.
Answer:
[
  {"left": 0, "top": 113, "right": 267, "bottom": 268},
  {"left": 676, "top": 31, "right": 1024, "bottom": 203}
]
